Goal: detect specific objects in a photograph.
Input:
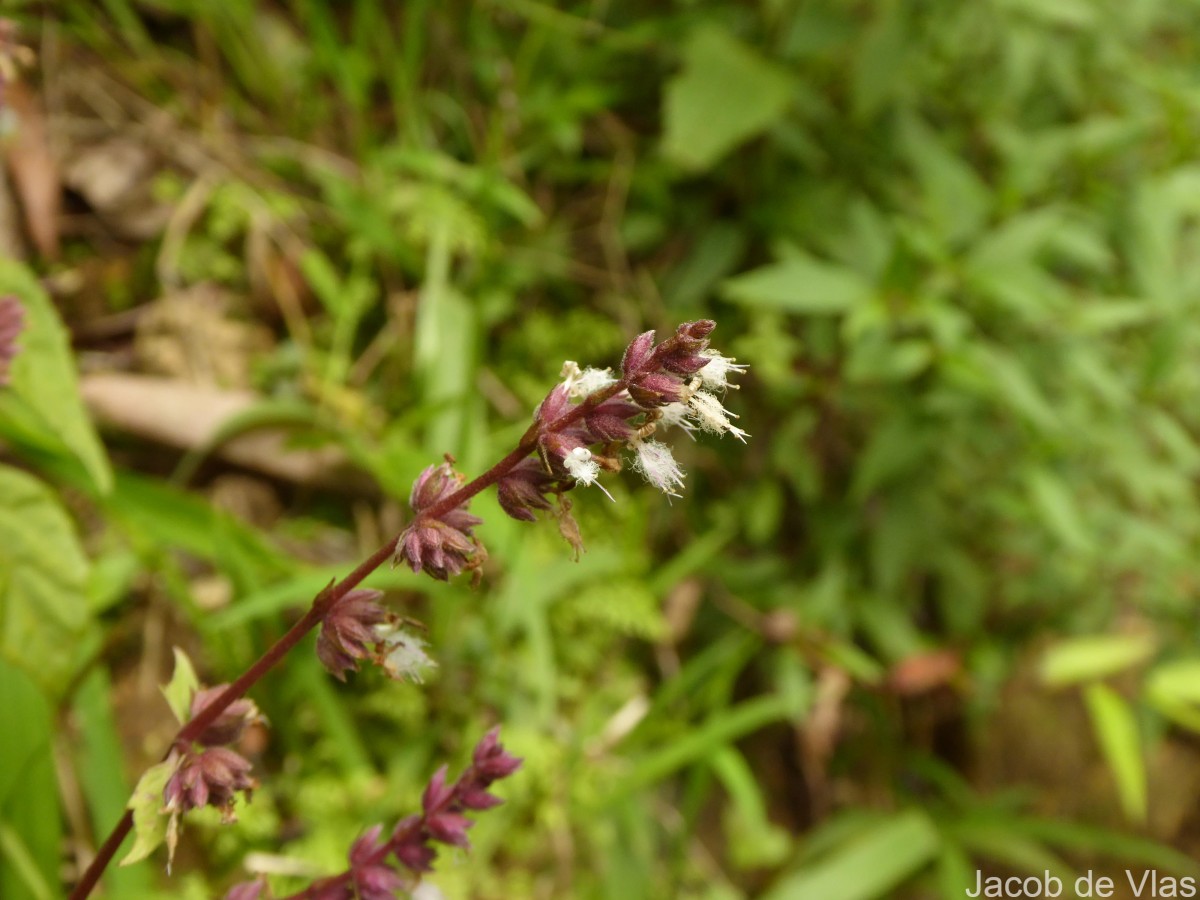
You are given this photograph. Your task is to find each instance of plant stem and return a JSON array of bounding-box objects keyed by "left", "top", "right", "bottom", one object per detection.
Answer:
[
  {"left": 67, "top": 534, "right": 403, "bottom": 900},
  {"left": 70, "top": 365, "right": 644, "bottom": 899}
]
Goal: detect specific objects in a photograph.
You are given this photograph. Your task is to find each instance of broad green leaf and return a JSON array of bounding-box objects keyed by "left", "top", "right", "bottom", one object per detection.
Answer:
[
  {"left": 763, "top": 809, "right": 939, "bottom": 900},
  {"left": 161, "top": 648, "right": 199, "bottom": 724},
  {"left": 120, "top": 760, "right": 175, "bottom": 867},
  {"left": 1084, "top": 683, "right": 1147, "bottom": 822},
  {"left": 722, "top": 255, "right": 874, "bottom": 315},
  {"left": 967, "top": 345, "right": 1059, "bottom": 431},
  {"left": 0, "top": 465, "right": 96, "bottom": 697},
  {"left": 1039, "top": 633, "right": 1156, "bottom": 687},
  {"left": 662, "top": 25, "right": 795, "bottom": 170},
  {"left": 0, "top": 263, "right": 112, "bottom": 493},
  {"left": 0, "top": 660, "right": 59, "bottom": 900},
  {"left": 899, "top": 114, "right": 990, "bottom": 244}
]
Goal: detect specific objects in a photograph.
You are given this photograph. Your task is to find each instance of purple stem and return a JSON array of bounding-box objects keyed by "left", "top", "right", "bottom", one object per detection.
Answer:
[{"left": 69, "top": 350, "right": 663, "bottom": 900}]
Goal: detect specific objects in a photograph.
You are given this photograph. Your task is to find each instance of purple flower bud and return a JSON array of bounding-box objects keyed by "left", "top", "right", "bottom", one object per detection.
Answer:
[
  {"left": 422, "top": 765, "right": 454, "bottom": 812},
  {"left": 164, "top": 746, "right": 256, "bottom": 820},
  {"left": 627, "top": 372, "right": 687, "bottom": 409},
  {"left": 537, "top": 430, "right": 588, "bottom": 469},
  {"left": 457, "top": 784, "right": 503, "bottom": 810},
  {"left": 496, "top": 459, "right": 556, "bottom": 522},
  {"left": 317, "top": 589, "right": 390, "bottom": 681},
  {"left": 0, "top": 296, "right": 23, "bottom": 387},
  {"left": 471, "top": 727, "right": 524, "bottom": 782},
  {"left": 348, "top": 826, "right": 408, "bottom": 900},
  {"left": 534, "top": 383, "right": 572, "bottom": 425},
  {"left": 660, "top": 352, "right": 710, "bottom": 376},
  {"left": 678, "top": 319, "right": 717, "bottom": 341},
  {"left": 223, "top": 880, "right": 265, "bottom": 900},
  {"left": 425, "top": 811, "right": 472, "bottom": 848},
  {"left": 395, "top": 462, "right": 484, "bottom": 581},
  {"left": 189, "top": 685, "right": 263, "bottom": 747},
  {"left": 621, "top": 329, "right": 656, "bottom": 377}
]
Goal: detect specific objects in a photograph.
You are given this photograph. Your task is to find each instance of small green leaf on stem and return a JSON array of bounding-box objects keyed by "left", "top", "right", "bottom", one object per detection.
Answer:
[{"left": 161, "top": 648, "right": 199, "bottom": 724}]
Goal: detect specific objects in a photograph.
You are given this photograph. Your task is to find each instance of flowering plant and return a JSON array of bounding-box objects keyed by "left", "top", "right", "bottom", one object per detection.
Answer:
[{"left": 66, "top": 320, "right": 746, "bottom": 899}]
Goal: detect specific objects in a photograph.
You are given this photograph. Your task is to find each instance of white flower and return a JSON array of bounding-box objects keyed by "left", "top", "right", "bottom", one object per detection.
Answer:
[
  {"left": 560, "top": 360, "right": 617, "bottom": 400},
  {"left": 697, "top": 351, "right": 747, "bottom": 391},
  {"left": 688, "top": 390, "right": 750, "bottom": 442},
  {"left": 656, "top": 401, "right": 698, "bottom": 439},
  {"left": 376, "top": 626, "right": 437, "bottom": 683},
  {"left": 631, "top": 438, "right": 685, "bottom": 497},
  {"left": 564, "top": 446, "right": 614, "bottom": 500}
]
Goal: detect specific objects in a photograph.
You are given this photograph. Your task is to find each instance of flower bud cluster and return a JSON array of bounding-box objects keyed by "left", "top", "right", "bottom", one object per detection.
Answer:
[
  {"left": 392, "top": 320, "right": 747, "bottom": 576},
  {"left": 316, "top": 588, "right": 436, "bottom": 683},
  {"left": 394, "top": 459, "right": 485, "bottom": 581},
  {"left": 225, "top": 729, "right": 522, "bottom": 900},
  {"left": 162, "top": 686, "right": 262, "bottom": 825},
  {"left": 508, "top": 319, "right": 748, "bottom": 512}
]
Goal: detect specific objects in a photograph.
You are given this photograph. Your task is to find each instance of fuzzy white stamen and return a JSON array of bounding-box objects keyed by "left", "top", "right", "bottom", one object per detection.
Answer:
[
  {"left": 376, "top": 627, "right": 437, "bottom": 683},
  {"left": 688, "top": 391, "right": 750, "bottom": 442},
  {"left": 697, "top": 350, "right": 748, "bottom": 391},
  {"left": 564, "top": 446, "right": 614, "bottom": 500},
  {"left": 656, "top": 402, "right": 698, "bottom": 439},
  {"left": 561, "top": 360, "right": 617, "bottom": 400},
  {"left": 631, "top": 438, "right": 686, "bottom": 496}
]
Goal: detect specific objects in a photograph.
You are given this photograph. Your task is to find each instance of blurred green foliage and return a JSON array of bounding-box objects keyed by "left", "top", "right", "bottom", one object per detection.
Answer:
[{"left": 6, "top": 0, "right": 1200, "bottom": 897}]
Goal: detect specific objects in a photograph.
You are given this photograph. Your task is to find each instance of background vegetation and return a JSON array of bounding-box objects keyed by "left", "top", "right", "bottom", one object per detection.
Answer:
[{"left": 5, "top": 0, "right": 1200, "bottom": 897}]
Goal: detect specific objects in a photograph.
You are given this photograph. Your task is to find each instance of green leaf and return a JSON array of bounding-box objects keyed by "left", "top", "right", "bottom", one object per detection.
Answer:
[
  {"left": 1039, "top": 633, "right": 1156, "bottom": 687},
  {"left": 0, "top": 465, "right": 96, "bottom": 697},
  {"left": 712, "top": 746, "right": 791, "bottom": 869},
  {"left": 662, "top": 25, "right": 795, "bottom": 170},
  {"left": 1145, "top": 659, "right": 1200, "bottom": 732},
  {"left": 120, "top": 760, "right": 176, "bottom": 867},
  {"left": 161, "top": 648, "right": 199, "bottom": 724},
  {"left": 722, "top": 255, "right": 874, "bottom": 315},
  {"left": 1026, "top": 469, "right": 1093, "bottom": 553},
  {"left": 0, "top": 660, "right": 59, "bottom": 900},
  {"left": 1084, "top": 683, "right": 1147, "bottom": 823},
  {"left": 0, "top": 263, "right": 112, "bottom": 494},
  {"left": 614, "top": 693, "right": 801, "bottom": 797},
  {"left": 763, "top": 809, "right": 940, "bottom": 900},
  {"left": 898, "top": 114, "right": 990, "bottom": 245},
  {"left": 851, "top": 2, "right": 909, "bottom": 120},
  {"left": 71, "top": 669, "right": 152, "bottom": 897}
]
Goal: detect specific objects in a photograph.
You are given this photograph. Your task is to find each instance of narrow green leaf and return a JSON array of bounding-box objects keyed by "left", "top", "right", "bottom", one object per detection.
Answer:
[
  {"left": 614, "top": 694, "right": 800, "bottom": 797},
  {"left": 1084, "top": 683, "right": 1147, "bottom": 822},
  {"left": 763, "top": 809, "right": 940, "bottom": 900},
  {"left": 0, "top": 825, "right": 53, "bottom": 900},
  {"left": 723, "top": 255, "right": 874, "bottom": 315},
  {"left": 662, "top": 25, "right": 795, "bottom": 170},
  {"left": 0, "top": 263, "right": 112, "bottom": 493},
  {"left": 1039, "top": 634, "right": 1156, "bottom": 687},
  {"left": 72, "top": 669, "right": 152, "bottom": 897}
]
